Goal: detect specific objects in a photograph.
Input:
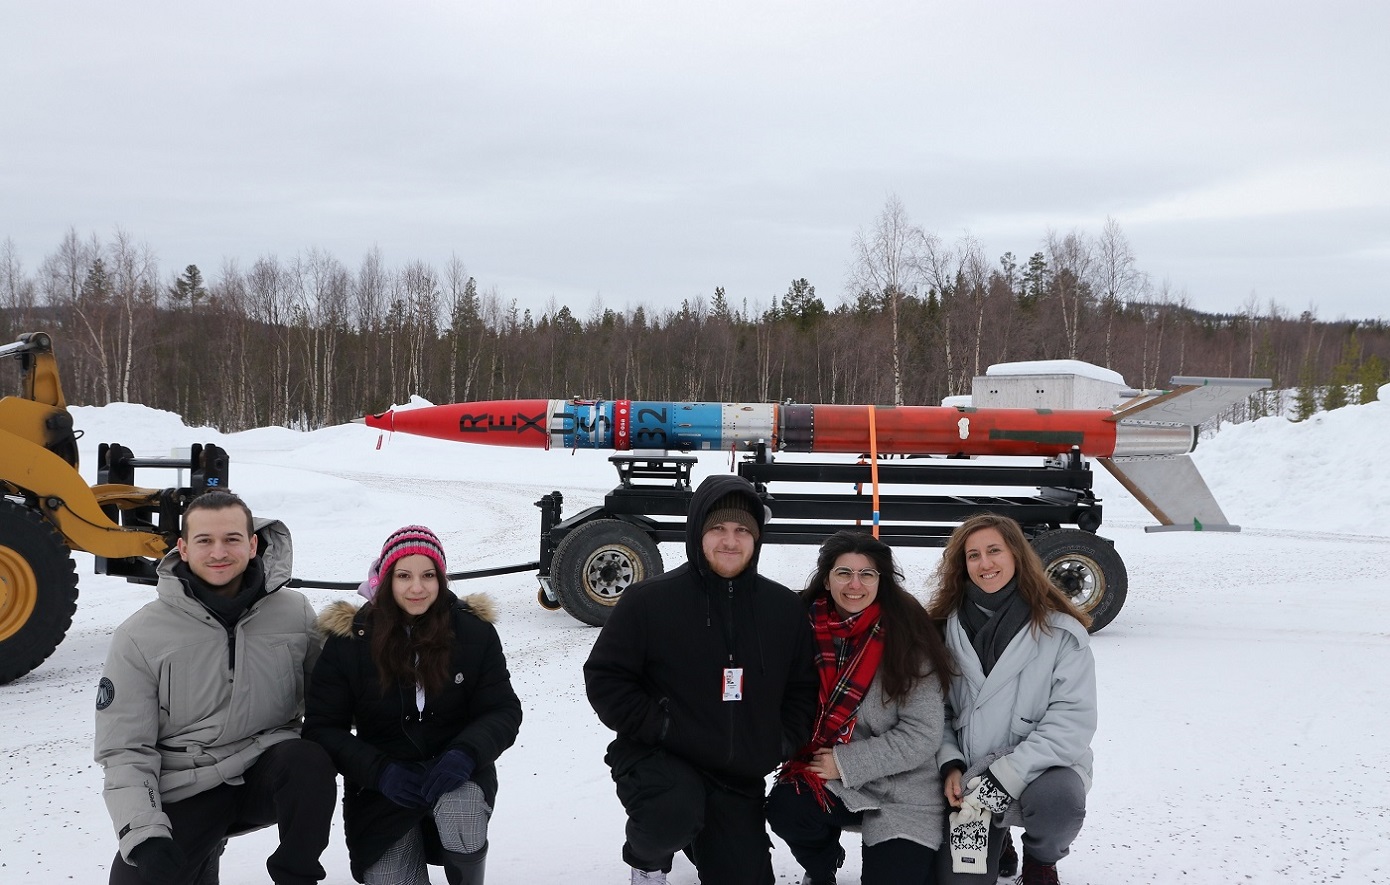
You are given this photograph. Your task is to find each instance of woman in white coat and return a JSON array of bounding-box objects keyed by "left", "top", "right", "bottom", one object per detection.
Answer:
[{"left": 927, "top": 514, "right": 1096, "bottom": 885}]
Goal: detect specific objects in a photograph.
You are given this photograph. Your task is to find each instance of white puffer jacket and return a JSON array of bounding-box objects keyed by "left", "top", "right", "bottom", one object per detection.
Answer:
[{"left": 936, "top": 610, "right": 1096, "bottom": 800}]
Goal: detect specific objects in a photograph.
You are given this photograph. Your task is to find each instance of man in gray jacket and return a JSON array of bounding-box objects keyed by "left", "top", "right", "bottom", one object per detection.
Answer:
[{"left": 95, "top": 490, "right": 336, "bottom": 885}]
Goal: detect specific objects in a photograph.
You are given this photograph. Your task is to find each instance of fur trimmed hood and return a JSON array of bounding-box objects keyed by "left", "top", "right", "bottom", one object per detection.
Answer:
[{"left": 316, "top": 592, "right": 498, "bottom": 638}]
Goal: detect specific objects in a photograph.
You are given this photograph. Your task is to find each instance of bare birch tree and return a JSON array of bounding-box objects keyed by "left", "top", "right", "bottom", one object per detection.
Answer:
[
  {"left": 0, "top": 238, "right": 38, "bottom": 335},
  {"left": 849, "top": 195, "right": 928, "bottom": 405},
  {"left": 1045, "top": 228, "right": 1096, "bottom": 359},
  {"left": 247, "top": 256, "right": 293, "bottom": 426},
  {"left": 1095, "top": 217, "right": 1144, "bottom": 367}
]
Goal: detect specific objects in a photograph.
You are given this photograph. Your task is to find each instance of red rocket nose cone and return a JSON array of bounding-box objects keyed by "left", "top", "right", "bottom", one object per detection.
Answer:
[{"left": 362, "top": 410, "right": 394, "bottom": 431}]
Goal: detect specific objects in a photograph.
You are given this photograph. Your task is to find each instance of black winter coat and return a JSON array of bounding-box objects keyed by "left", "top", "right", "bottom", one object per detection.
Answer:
[
  {"left": 583, "top": 474, "right": 819, "bottom": 783},
  {"left": 304, "top": 592, "right": 522, "bottom": 882}
]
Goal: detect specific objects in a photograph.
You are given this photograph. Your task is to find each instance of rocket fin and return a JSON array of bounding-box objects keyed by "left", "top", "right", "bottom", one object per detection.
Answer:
[
  {"left": 1109, "top": 376, "right": 1270, "bottom": 426},
  {"left": 1099, "top": 455, "right": 1240, "bottom": 532}
]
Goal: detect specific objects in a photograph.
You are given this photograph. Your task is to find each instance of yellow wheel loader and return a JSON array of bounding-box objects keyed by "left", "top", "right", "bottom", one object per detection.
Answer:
[{"left": 0, "top": 332, "right": 227, "bottom": 683}]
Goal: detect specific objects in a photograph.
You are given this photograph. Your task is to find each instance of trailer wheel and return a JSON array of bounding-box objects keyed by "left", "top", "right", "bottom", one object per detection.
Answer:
[
  {"left": 0, "top": 500, "right": 80, "bottom": 683},
  {"left": 1030, "top": 528, "right": 1127, "bottom": 633},
  {"left": 536, "top": 587, "right": 562, "bottom": 611},
  {"left": 550, "top": 519, "right": 663, "bottom": 627}
]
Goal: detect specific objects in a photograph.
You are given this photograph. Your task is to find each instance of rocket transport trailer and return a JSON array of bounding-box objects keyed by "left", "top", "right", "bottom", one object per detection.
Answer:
[{"left": 363, "top": 366, "right": 1268, "bottom": 634}]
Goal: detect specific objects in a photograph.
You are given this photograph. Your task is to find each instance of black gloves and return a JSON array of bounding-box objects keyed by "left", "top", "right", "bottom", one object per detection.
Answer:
[
  {"left": 129, "top": 837, "right": 186, "bottom": 885},
  {"left": 422, "top": 749, "right": 476, "bottom": 804},
  {"left": 377, "top": 761, "right": 428, "bottom": 808}
]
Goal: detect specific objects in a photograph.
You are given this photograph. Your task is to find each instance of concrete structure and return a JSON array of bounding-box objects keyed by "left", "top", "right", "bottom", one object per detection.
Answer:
[{"left": 971, "top": 360, "right": 1128, "bottom": 411}]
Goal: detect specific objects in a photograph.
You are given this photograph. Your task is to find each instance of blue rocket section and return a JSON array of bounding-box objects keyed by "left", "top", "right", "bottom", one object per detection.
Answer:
[
  {"left": 551, "top": 400, "right": 614, "bottom": 449},
  {"left": 641, "top": 402, "right": 721, "bottom": 451},
  {"left": 550, "top": 401, "right": 760, "bottom": 451}
]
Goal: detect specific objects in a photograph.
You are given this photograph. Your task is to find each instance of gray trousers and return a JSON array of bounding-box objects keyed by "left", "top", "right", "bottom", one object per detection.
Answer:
[
  {"left": 363, "top": 782, "right": 491, "bottom": 885},
  {"left": 935, "top": 766, "right": 1086, "bottom": 884}
]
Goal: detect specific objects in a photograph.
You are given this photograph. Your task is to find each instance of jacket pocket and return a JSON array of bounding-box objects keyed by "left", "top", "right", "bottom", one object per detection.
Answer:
[
  {"left": 162, "top": 642, "right": 227, "bottom": 732},
  {"left": 1010, "top": 714, "right": 1037, "bottom": 740}
]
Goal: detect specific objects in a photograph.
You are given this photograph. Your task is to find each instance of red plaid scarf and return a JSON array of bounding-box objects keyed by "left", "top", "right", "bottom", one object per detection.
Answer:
[{"left": 777, "top": 595, "right": 885, "bottom": 808}]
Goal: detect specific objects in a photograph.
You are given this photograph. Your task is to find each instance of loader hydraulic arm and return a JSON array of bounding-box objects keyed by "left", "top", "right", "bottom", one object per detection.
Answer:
[
  {"left": 1, "top": 427, "right": 169, "bottom": 560},
  {"left": 2, "top": 331, "right": 169, "bottom": 560}
]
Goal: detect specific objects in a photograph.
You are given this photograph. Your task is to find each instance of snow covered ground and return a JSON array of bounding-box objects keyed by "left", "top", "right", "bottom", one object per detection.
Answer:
[{"left": 2, "top": 394, "right": 1388, "bottom": 883}]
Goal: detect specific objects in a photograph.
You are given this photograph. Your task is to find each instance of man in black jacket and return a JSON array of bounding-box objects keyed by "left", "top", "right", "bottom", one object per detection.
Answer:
[{"left": 584, "top": 474, "right": 819, "bottom": 885}]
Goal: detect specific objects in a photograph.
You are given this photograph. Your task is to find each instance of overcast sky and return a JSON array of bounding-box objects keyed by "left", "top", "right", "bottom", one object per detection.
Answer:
[{"left": 4, "top": 1, "right": 1388, "bottom": 322}]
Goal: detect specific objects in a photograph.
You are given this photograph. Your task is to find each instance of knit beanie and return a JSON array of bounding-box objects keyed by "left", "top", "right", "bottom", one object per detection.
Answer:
[
  {"left": 701, "top": 492, "right": 760, "bottom": 539},
  {"left": 358, "top": 525, "right": 448, "bottom": 601}
]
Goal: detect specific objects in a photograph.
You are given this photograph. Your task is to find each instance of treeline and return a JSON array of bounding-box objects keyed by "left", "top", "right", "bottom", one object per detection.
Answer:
[{"left": 2, "top": 210, "right": 1386, "bottom": 432}]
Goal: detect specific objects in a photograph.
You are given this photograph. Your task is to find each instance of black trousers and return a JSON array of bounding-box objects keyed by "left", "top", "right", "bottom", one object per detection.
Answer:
[
  {"left": 607, "top": 737, "right": 774, "bottom": 885},
  {"left": 109, "top": 738, "right": 337, "bottom": 885},
  {"left": 767, "top": 780, "right": 937, "bottom": 885}
]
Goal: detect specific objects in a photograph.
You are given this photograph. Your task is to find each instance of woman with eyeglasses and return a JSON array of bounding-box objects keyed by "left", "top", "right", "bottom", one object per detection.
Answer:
[
  {"left": 767, "top": 530, "right": 955, "bottom": 885},
  {"left": 928, "top": 513, "right": 1095, "bottom": 885}
]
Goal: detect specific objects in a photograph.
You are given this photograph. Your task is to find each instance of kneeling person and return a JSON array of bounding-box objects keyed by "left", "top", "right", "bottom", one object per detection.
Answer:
[
  {"left": 584, "top": 476, "right": 819, "bottom": 885},
  {"left": 95, "top": 490, "right": 336, "bottom": 885},
  {"left": 305, "top": 526, "right": 523, "bottom": 885}
]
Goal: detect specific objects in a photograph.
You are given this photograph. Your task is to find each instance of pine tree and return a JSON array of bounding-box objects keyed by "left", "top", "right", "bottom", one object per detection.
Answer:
[
  {"left": 1323, "top": 331, "right": 1359, "bottom": 410},
  {"left": 1359, "top": 354, "right": 1387, "bottom": 403},
  {"left": 782, "top": 278, "right": 825, "bottom": 329},
  {"left": 1322, "top": 362, "right": 1349, "bottom": 410},
  {"left": 168, "top": 264, "right": 207, "bottom": 308},
  {"left": 1292, "top": 358, "right": 1319, "bottom": 420},
  {"left": 711, "top": 286, "right": 731, "bottom": 321},
  {"left": 81, "top": 258, "right": 112, "bottom": 302},
  {"left": 1021, "top": 251, "right": 1049, "bottom": 308}
]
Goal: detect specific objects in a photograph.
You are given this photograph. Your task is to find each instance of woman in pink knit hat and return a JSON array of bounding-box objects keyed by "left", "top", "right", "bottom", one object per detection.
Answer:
[{"left": 305, "top": 526, "right": 522, "bottom": 885}]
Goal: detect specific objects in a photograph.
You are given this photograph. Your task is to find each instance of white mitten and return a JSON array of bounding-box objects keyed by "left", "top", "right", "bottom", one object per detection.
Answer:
[
  {"left": 948, "top": 796, "right": 993, "bottom": 874},
  {"left": 963, "top": 771, "right": 1013, "bottom": 814}
]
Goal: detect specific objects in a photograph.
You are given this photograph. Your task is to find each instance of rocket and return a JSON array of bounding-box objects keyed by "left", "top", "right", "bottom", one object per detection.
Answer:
[
  {"left": 359, "top": 379, "right": 1260, "bottom": 460},
  {"left": 359, "top": 376, "right": 1268, "bottom": 530}
]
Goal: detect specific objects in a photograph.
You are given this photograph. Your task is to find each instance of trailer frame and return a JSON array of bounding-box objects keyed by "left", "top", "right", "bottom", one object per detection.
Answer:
[{"left": 533, "top": 443, "right": 1127, "bottom": 631}]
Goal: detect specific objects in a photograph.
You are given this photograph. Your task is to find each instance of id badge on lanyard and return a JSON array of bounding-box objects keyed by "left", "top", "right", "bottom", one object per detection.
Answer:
[{"left": 722, "top": 667, "right": 744, "bottom": 702}]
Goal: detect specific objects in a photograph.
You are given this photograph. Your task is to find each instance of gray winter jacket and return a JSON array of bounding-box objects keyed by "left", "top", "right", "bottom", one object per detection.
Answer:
[
  {"left": 827, "top": 671, "right": 946, "bottom": 848},
  {"left": 94, "top": 519, "right": 320, "bottom": 860},
  {"left": 936, "top": 610, "right": 1096, "bottom": 802}
]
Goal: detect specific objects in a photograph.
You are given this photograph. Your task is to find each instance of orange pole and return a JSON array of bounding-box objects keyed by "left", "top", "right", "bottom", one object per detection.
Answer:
[{"left": 867, "top": 405, "right": 880, "bottom": 539}]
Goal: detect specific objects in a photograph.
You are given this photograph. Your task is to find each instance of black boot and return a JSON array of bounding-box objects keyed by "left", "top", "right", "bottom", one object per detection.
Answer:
[
  {"left": 798, "top": 843, "right": 845, "bottom": 885},
  {"left": 442, "top": 842, "right": 487, "bottom": 885},
  {"left": 1020, "top": 853, "right": 1059, "bottom": 885},
  {"left": 998, "top": 830, "right": 1018, "bottom": 878},
  {"left": 193, "top": 838, "right": 225, "bottom": 885}
]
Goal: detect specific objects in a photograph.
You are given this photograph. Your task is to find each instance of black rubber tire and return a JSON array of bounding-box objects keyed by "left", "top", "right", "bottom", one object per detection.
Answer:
[
  {"left": 1030, "top": 528, "right": 1128, "bottom": 634},
  {"left": 0, "top": 499, "right": 80, "bottom": 683},
  {"left": 536, "top": 587, "right": 562, "bottom": 611},
  {"left": 550, "top": 519, "right": 663, "bottom": 627}
]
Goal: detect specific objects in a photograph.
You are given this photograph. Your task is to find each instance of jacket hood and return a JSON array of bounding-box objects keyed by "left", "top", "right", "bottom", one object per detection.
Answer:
[
  {"left": 155, "top": 516, "right": 293, "bottom": 594},
  {"left": 317, "top": 591, "right": 498, "bottom": 638},
  {"left": 684, "top": 474, "right": 768, "bottom": 581}
]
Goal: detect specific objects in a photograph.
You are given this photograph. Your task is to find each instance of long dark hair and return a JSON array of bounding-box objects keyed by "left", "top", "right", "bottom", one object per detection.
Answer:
[
  {"left": 368, "top": 573, "right": 456, "bottom": 698},
  {"left": 802, "top": 530, "right": 954, "bottom": 701},
  {"left": 927, "top": 513, "right": 1093, "bottom": 632}
]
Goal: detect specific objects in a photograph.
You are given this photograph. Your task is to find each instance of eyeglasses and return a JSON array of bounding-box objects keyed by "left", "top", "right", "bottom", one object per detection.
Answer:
[{"left": 829, "top": 567, "right": 880, "bottom": 586}]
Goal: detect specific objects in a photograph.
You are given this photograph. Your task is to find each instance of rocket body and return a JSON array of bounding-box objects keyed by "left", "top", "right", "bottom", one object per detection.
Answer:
[{"left": 362, "top": 398, "right": 1197, "bottom": 458}]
